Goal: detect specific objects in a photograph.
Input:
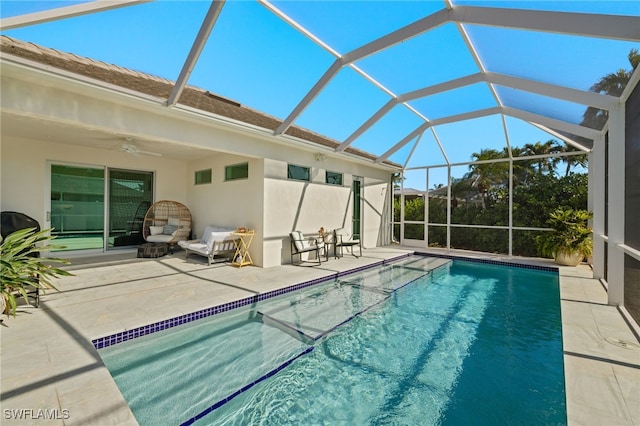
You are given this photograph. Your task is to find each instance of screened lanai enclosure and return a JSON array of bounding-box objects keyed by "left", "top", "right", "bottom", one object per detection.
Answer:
[{"left": 1, "top": 2, "right": 639, "bottom": 320}]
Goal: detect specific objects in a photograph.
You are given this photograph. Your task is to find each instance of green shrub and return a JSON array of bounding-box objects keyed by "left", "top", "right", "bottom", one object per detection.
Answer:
[
  {"left": 535, "top": 208, "right": 593, "bottom": 259},
  {"left": 1, "top": 228, "right": 73, "bottom": 318}
]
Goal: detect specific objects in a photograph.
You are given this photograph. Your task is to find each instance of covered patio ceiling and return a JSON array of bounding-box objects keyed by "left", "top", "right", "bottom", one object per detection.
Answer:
[{"left": 1, "top": 0, "right": 639, "bottom": 171}]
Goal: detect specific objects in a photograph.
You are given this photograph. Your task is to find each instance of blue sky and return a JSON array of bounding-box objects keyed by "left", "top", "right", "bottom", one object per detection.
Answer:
[{"left": 2, "top": 1, "right": 639, "bottom": 189}]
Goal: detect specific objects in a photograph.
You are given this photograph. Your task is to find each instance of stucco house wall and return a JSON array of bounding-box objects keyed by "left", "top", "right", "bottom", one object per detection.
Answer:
[
  {"left": 186, "top": 153, "right": 265, "bottom": 265},
  {"left": 1, "top": 53, "right": 395, "bottom": 268},
  {"left": 0, "top": 136, "right": 188, "bottom": 234},
  {"left": 263, "top": 155, "right": 392, "bottom": 266}
]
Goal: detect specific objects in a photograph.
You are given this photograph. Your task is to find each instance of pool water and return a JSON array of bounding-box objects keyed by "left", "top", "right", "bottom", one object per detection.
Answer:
[{"left": 98, "top": 257, "right": 565, "bottom": 425}]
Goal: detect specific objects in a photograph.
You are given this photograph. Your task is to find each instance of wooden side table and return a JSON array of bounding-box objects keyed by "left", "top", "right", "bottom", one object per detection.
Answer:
[{"left": 230, "top": 231, "right": 255, "bottom": 268}]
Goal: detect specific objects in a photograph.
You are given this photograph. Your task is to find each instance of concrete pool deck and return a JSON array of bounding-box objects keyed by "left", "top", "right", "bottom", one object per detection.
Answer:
[{"left": 1, "top": 247, "right": 638, "bottom": 425}]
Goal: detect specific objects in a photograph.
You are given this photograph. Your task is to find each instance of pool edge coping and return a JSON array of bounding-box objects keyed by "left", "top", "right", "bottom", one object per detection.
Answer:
[
  {"left": 92, "top": 252, "right": 558, "bottom": 350},
  {"left": 92, "top": 253, "right": 413, "bottom": 349}
]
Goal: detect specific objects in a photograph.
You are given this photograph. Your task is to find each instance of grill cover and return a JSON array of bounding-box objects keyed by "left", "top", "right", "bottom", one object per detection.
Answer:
[{"left": 1, "top": 211, "right": 41, "bottom": 255}]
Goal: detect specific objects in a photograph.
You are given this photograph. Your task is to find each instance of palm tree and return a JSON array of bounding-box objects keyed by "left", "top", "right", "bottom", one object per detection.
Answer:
[
  {"left": 392, "top": 172, "right": 404, "bottom": 190},
  {"left": 582, "top": 49, "right": 640, "bottom": 129},
  {"left": 591, "top": 49, "right": 640, "bottom": 96},
  {"left": 556, "top": 145, "right": 589, "bottom": 176},
  {"left": 509, "top": 146, "right": 535, "bottom": 185},
  {"left": 468, "top": 149, "right": 508, "bottom": 208},
  {"left": 522, "top": 140, "right": 562, "bottom": 176},
  {"left": 450, "top": 176, "right": 474, "bottom": 208}
]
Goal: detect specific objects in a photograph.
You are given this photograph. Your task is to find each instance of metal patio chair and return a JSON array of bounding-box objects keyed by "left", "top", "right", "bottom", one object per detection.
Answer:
[
  {"left": 290, "top": 231, "right": 324, "bottom": 265},
  {"left": 333, "top": 228, "right": 362, "bottom": 258}
]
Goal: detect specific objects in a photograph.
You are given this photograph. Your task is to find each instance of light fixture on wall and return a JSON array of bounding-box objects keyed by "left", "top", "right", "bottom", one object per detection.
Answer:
[{"left": 314, "top": 152, "right": 326, "bottom": 162}]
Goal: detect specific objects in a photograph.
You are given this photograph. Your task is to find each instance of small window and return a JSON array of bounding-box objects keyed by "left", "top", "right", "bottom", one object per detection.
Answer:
[
  {"left": 195, "top": 169, "right": 212, "bottom": 185},
  {"left": 288, "top": 164, "right": 310, "bottom": 181},
  {"left": 225, "top": 162, "right": 249, "bottom": 181},
  {"left": 326, "top": 171, "right": 343, "bottom": 185}
]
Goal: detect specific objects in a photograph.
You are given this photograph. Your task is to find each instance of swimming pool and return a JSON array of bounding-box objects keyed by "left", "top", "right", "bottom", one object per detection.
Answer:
[{"left": 97, "top": 256, "right": 565, "bottom": 425}]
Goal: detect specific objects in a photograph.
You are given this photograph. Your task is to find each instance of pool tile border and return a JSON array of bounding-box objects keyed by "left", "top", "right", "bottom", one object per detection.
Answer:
[
  {"left": 415, "top": 251, "right": 559, "bottom": 272},
  {"left": 92, "top": 253, "right": 413, "bottom": 350},
  {"left": 91, "top": 252, "right": 555, "bottom": 350}
]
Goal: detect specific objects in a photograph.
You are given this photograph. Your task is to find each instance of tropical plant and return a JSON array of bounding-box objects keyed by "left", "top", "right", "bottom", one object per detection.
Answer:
[
  {"left": 468, "top": 149, "right": 508, "bottom": 208},
  {"left": 590, "top": 49, "right": 640, "bottom": 96},
  {"left": 582, "top": 48, "right": 640, "bottom": 129},
  {"left": 510, "top": 146, "right": 535, "bottom": 185},
  {"left": 522, "top": 140, "right": 563, "bottom": 176},
  {"left": 391, "top": 172, "right": 403, "bottom": 189},
  {"left": 557, "top": 145, "right": 588, "bottom": 177},
  {"left": 535, "top": 208, "right": 593, "bottom": 265},
  {"left": 449, "top": 176, "right": 474, "bottom": 209},
  {"left": 0, "top": 227, "right": 73, "bottom": 318}
]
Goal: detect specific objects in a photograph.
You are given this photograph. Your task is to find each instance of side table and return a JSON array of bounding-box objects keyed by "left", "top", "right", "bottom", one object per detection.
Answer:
[
  {"left": 316, "top": 232, "right": 333, "bottom": 261},
  {"left": 231, "top": 231, "right": 255, "bottom": 268}
]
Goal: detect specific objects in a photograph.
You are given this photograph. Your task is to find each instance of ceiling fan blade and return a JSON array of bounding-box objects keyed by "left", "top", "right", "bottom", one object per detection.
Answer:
[
  {"left": 120, "top": 142, "right": 162, "bottom": 157},
  {"left": 137, "top": 150, "right": 162, "bottom": 157}
]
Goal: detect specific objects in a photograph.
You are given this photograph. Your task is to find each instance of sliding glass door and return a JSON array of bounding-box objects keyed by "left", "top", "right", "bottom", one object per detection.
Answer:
[
  {"left": 50, "top": 164, "right": 153, "bottom": 252},
  {"left": 108, "top": 169, "right": 153, "bottom": 249},
  {"left": 50, "top": 164, "right": 105, "bottom": 251}
]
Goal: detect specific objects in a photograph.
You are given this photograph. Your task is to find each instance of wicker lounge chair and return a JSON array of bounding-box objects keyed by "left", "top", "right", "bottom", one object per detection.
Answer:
[{"left": 142, "top": 200, "right": 192, "bottom": 252}]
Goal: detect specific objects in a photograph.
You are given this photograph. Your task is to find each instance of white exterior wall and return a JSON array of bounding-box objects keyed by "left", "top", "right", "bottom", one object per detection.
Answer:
[
  {"left": 263, "top": 156, "right": 391, "bottom": 267},
  {"left": 0, "top": 134, "right": 391, "bottom": 268},
  {"left": 1, "top": 59, "right": 395, "bottom": 267},
  {"left": 186, "top": 153, "right": 264, "bottom": 265},
  {"left": 0, "top": 136, "right": 187, "bottom": 232}
]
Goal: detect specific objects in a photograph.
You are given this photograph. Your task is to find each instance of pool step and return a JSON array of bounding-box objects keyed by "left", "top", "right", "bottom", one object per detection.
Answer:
[
  {"left": 258, "top": 311, "right": 315, "bottom": 345},
  {"left": 256, "top": 257, "right": 453, "bottom": 346}
]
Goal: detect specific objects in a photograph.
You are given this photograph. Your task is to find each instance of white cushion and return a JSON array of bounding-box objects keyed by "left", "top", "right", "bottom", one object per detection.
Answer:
[
  {"left": 147, "top": 234, "right": 173, "bottom": 243},
  {"left": 200, "top": 226, "right": 234, "bottom": 244},
  {"left": 206, "top": 231, "right": 233, "bottom": 252},
  {"left": 183, "top": 242, "right": 208, "bottom": 254},
  {"left": 149, "top": 225, "right": 164, "bottom": 235},
  {"left": 291, "top": 231, "right": 311, "bottom": 251},
  {"left": 200, "top": 226, "right": 216, "bottom": 243}
]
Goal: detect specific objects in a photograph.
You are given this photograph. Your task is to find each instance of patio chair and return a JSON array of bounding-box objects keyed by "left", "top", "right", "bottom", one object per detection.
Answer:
[
  {"left": 142, "top": 200, "right": 192, "bottom": 253},
  {"left": 290, "top": 231, "right": 324, "bottom": 265},
  {"left": 333, "top": 228, "right": 362, "bottom": 258}
]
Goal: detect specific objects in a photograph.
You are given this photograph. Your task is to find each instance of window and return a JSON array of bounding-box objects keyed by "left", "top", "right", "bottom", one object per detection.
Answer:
[
  {"left": 194, "top": 169, "right": 212, "bottom": 185},
  {"left": 288, "top": 164, "right": 310, "bottom": 181},
  {"left": 225, "top": 162, "right": 248, "bottom": 181},
  {"left": 326, "top": 171, "right": 343, "bottom": 185}
]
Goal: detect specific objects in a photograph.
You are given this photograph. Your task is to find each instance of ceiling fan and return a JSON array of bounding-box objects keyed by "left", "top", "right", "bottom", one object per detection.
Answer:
[{"left": 119, "top": 138, "right": 162, "bottom": 157}]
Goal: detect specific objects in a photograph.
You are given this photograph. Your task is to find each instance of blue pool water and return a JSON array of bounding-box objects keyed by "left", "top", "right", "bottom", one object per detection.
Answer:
[{"left": 98, "top": 257, "right": 565, "bottom": 425}]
